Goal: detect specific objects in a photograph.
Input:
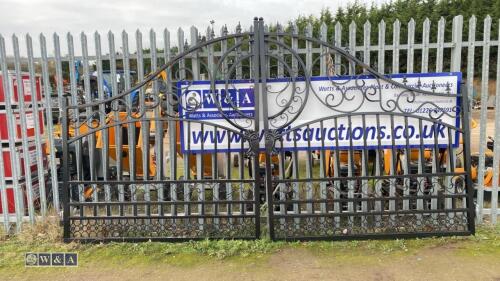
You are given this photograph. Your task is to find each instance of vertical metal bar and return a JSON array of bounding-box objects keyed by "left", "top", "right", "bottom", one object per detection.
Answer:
[
  {"left": 277, "top": 24, "right": 285, "bottom": 78},
  {"left": 333, "top": 117, "right": 341, "bottom": 227},
  {"left": 304, "top": 25, "right": 313, "bottom": 215},
  {"left": 460, "top": 74, "right": 475, "bottom": 233},
  {"left": 389, "top": 115, "right": 397, "bottom": 222},
  {"left": 177, "top": 27, "right": 190, "bottom": 218},
  {"left": 392, "top": 20, "right": 400, "bottom": 74},
  {"left": 184, "top": 121, "right": 191, "bottom": 216},
  {"left": 377, "top": 20, "right": 385, "bottom": 73},
  {"left": 239, "top": 132, "right": 244, "bottom": 216},
  {"left": 292, "top": 130, "right": 300, "bottom": 226},
  {"left": 252, "top": 17, "right": 262, "bottom": 238},
  {"left": 348, "top": 23, "right": 356, "bottom": 226},
  {"left": 334, "top": 22, "right": 341, "bottom": 74},
  {"left": 150, "top": 29, "right": 163, "bottom": 217},
  {"left": 360, "top": 115, "right": 368, "bottom": 227},
  {"left": 363, "top": 21, "right": 371, "bottom": 66},
  {"left": 466, "top": 16, "right": 476, "bottom": 214},
  {"left": 305, "top": 125, "right": 313, "bottom": 214},
  {"left": 305, "top": 23, "right": 313, "bottom": 71},
  {"left": 390, "top": 21, "right": 400, "bottom": 221},
  {"left": 449, "top": 15, "right": 464, "bottom": 221},
  {"left": 61, "top": 96, "right": 70, "bottom": 240},
  {"left": 79, "top": 33, "right": 96, "bottom": 216},
  {"left": 39, "top": 34, "right": 60, "bottom": 213},
  {"left": 349, "top": 21, "right": 356, "bottom": 73},
  {"left": 235, "top": 23, "right": 243, "bottom": 79},
  {"left": 206, "top": 26, "right": 216, "bottom": 226},
  {"left": 290, "top": 23, "right": 299, "bottom": 226},
  {"left": 164, "top": 28, "right": 177, "bottom": 216},
  {"left": 80, "top": 33, "right": 98, "bottom": 216},
  {"left": 319, "top": 22, "right": 328, "bottom": 217},
  {"left": 490, "top": 19, "right": 500, "bottom": 224},
  {"left": 375, "top": 114, "right": 382, "bottom": 226},
  {"left": 26, "top": 34, "right": 47, "bottom": 217},
  {"left": 95, "top": 32, "right": 111, "bottom": 216},
  {"left": 346, "top": 115, "right": 355, "bottom": 226},
  {"left": 13, "top": 34, "right": 35, "bottom": 225},
  {"left": 226, "top": 130, "right": 232, "bottom": 221},
  {"left": 362, "top": 23, "right": 370, "bottom": 225},
  {"left": 446, "top": 126, "right": 455, "bottom": 221},
  {"left": 421, "top": 18, "right": 430, "bottom": 73},
  {"left": 405, "top": 20, "right": 415, "bottom": 212},
  {"left": 190, "top": 26, "right": 203, "bottom": 229},
  {"left": 402, "top": 116, "right": 410, "bottom": 211},
  {"left": 135, "top": 30, "right": 149, "bottom": 216},
  {"left": 417, "top": 119, "right": 425, "bottom": 216},
  {"left": 451, "top": 16, "right": 464, "bottom": 73},
  {"left": 0, "top": 35, "right": 15, "bottom": 230},
  {"left": 431, "top": 113, "right": 440, "bottom": 219},
  {"left": 198, "top": 122, "right": 205, "bottom": 229},
  {"left": 66, "top": 33, "right": 84, "bottom": 208},
  {"left": 122, "top": 30, "right": 136, "bottom": 216},
  {"left": 265, "top": 24, "right": 271, "bottom": 77},
  {"left": 376, "top": 20, "right": 385, "bottom": 226},
  {"left": 477, "top": 16, "right": 491, "bottom": 223},
  {"left": 291, "top": 23, "right": 298, "bottom": 76},
  {"left": 436, "top": 17, "right": 445, "bottom": 72},
  {"left": 407, "top": 19, "right": 415, "bottom": 73},
  {"left": 278, "top": 137, "right": 285, "bottom": 222},
  {"left": 220, "top": 25, "right": 231, "bottom": 225},
  {"left": 108, "top": 31, "right": 124, "bottom": 215}
]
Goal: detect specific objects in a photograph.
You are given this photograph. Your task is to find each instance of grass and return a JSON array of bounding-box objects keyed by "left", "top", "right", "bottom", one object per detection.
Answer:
[{"left": 1, "top": 219, "right": 499, "bottom": 273}]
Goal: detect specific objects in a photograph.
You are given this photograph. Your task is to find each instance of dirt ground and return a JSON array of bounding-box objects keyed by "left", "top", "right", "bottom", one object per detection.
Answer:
[{"left": 4, "top": 239, "right": 500, "bottom": 281}]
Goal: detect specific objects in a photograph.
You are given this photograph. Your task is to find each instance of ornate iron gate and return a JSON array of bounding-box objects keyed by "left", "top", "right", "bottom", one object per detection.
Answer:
[{"left": 62, "top": 17, "right": 474, "bottom": 242}]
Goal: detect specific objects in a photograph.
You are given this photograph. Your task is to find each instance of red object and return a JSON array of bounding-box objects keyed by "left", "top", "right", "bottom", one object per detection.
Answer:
[
  {"left": 0, "top": 188, "right": 16, "bottom": 213},
  {"left": 0, "top": 179, "right": 41, "bottom": 214},
  {"left": 0, "top": 71, "right": 42, "bottom": 106},
  {"left": 0, "top": 109, "right": 45, "bottom": 142},
  {"left": 2, "top": 142, "right": 47, "bottom": 180}
]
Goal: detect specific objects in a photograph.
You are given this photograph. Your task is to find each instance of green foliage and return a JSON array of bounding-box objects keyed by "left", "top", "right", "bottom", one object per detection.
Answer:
[{"left": 288, "top": 0, "right": 500, "bottom": 76}]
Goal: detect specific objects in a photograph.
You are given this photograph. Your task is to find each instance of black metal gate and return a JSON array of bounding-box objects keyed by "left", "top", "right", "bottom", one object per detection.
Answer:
[{"left": 61, "top": 18, "right": 474, "bottom": 242}]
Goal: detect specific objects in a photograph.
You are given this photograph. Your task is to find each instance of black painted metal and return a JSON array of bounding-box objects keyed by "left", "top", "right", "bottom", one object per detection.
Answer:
[
  {"left": 61, "top": 18, "right": 474, "bottom": 242},
  {"left": 255, "top": 18, "right": 475, "bottom": 240}
]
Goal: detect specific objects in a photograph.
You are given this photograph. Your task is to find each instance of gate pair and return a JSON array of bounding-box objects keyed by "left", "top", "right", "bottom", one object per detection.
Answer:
[{"left": 61, "top": 18, "right": 474, "bottom": 242}]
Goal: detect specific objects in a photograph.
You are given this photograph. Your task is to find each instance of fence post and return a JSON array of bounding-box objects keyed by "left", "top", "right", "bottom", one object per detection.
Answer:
[
  {"left": 61, "top": 95, "right": 70, "bottom": 241},
  {"left": 39, "top": 34, "right": 60, "bottom": 213},
  {"left": 421, "top": 18, "right": 430, "bottom": 73},
  {"left": 490, "top": 19, "right": 500, "bottom": 224},
  {"left": 477, "top": 16, "right": 492, "bottom": 223},
  {"left": 26, "top": 34, "right": 48, "bottom": 218},
  {"left": 12, "top": 34, "right": 36, "bottom": 225},
  {"left": 0, "top": 35, "right": 11, "bottom": 231}
]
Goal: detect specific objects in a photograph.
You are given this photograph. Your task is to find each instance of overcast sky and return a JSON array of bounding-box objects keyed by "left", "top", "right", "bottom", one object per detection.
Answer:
[{"left": 0, "top": 0, "right": 384, "bottom": 55}]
